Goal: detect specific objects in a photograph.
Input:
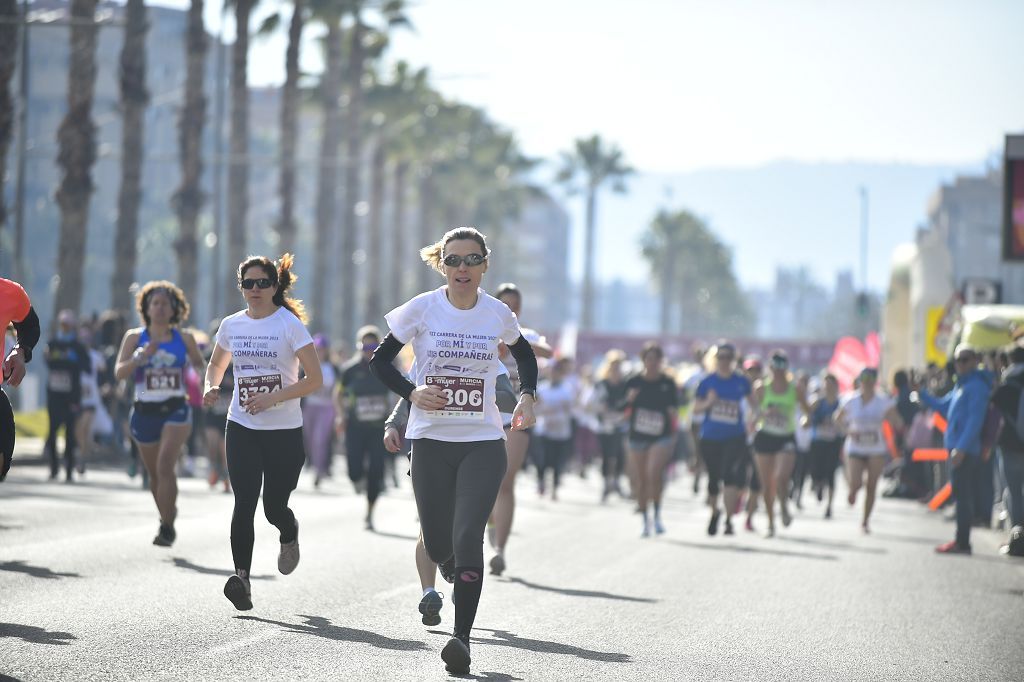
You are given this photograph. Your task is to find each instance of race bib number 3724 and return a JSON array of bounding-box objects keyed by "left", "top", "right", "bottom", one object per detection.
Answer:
[
  {"left": 237, "top": 374, "right": 283, "bottom": 407},
  {"left": 425, "top": 376, "right": 485, "bottom": 420}
]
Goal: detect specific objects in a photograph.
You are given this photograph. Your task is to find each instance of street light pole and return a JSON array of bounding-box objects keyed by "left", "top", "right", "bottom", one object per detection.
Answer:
[{"left": 859, "top": 185, "right": 868, "bottom": 292}]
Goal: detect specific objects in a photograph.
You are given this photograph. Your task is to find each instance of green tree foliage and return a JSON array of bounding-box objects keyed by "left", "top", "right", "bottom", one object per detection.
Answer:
[{"left": 640, "top": 209, "right": 755, "bottom": 337}]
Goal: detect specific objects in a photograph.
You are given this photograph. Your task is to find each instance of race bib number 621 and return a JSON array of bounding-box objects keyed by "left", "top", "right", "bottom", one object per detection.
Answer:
[{"left": 426, "top": 376, "right": 485, "bottom": 420}]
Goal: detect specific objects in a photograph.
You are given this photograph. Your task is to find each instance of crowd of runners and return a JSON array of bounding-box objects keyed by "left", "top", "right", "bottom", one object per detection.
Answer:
[{"left": 3, "top": 224, "right": 1022, "bottom": 675}]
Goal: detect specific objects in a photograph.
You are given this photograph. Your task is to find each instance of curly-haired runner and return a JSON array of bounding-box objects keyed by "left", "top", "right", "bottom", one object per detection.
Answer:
[
  {"left": 114, "top": 281, "right": 207, "bottom": 546},
  {"left": 203, "top": 254, "right": 322, "bottom": 611}
]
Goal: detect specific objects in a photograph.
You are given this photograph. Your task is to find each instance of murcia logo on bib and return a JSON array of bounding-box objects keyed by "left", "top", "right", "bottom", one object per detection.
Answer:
[{"left": 426, "top": 375, "right": 485, "bottom": 421}]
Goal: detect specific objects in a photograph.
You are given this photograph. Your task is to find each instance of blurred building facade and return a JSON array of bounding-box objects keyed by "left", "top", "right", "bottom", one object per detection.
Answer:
[{"left": 883, "top": 167, "right": 1021, "bottom": 371}]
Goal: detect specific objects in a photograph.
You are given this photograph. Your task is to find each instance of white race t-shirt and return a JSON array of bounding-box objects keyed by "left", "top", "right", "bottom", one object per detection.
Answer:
[
  {"left": 385, "top": 287, "right": 522, "bottom": 443},
  {"left": 536, "top": 380, "right": 575, "bottom": 440},
  {"left": 216, "top": 307, "right": 314, "bottom": 430},
  {"left": 841, "top": 393, "right": 895, "bottom": 456}
]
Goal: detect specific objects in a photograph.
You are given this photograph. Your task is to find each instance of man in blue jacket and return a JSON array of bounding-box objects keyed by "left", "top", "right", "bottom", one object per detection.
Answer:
[{"left": 918, "top": 346, "right": 994, "bottom": 555}]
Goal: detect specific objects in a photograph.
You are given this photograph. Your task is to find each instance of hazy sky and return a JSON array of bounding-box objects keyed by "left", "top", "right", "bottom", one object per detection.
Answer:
[
  {"left": 153, "top": 0, "right": 1023, "bottom": 289},
  {"left": 167, "top": 0, "right": 1024, "bottom": 171}
]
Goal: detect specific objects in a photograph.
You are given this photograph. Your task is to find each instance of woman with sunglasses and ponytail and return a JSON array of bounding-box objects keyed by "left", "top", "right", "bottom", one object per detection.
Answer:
[
  {"left": 114, "top": 281, "right": 207, "bottom": 546},
  {"left": 203, "top": 254, "right": 322, "bottom": 611},
  {"left": 370, "top": 227, "right": 537, "bottom": 676}
]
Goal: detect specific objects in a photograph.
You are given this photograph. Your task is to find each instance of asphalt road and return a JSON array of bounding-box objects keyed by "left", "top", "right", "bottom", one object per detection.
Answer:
[{"left": 2, "top": 455, "right": 1022, "bottom": 681}]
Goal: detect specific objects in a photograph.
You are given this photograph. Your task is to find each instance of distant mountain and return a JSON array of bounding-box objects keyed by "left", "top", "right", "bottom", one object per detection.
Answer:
[{"left": 554, "top": 159, "right": 990, "bottom": 292}]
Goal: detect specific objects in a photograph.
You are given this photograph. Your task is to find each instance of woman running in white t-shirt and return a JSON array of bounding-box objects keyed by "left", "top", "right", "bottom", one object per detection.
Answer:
[
  {"left": 203, "top": 254, "right": 323, "bottom": 610},
  {"left": 370, "top": 227, "right": 538, "bottom": 676},
  {"left": 836, "top": 367, "right": 903, "bottom": 533}
]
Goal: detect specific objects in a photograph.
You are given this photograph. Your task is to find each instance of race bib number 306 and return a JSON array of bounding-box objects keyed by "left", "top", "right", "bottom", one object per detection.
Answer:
[
  {"left": 237, "top": 374, "right": 283, "bottom": 407},
  {"left": 426, "top": 376, "right": 485, "bottom": 420}
]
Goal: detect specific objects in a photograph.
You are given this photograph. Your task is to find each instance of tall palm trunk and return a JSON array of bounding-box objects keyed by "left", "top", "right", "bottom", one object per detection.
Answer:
[
  {"left": 581, "top": 185, "right": 597, "bottom": 330},
  {"left": 54, "top": 0, "right": 99, "bottom": 320},
  {"left": 276, "top": 0, "right": 304, "bottom": 254},
  {"left": 363, "top": 137, "right": 385, "bottom": 323},
  {"left": 335, "top": 18, "right": 365, "bottom": 345},
  {"left": 0, "top": 0, "right": 17, "bottom": 237},
  {"left": 415, "top": 168, "right": 434, "bottom": 294},
  {"left": 389, "top": 159, "right": 407, "bottom": 305},
  {"left": 112, "top": 0, "right": 150, "bottom": 312},
  {"left": 172, "top": 0, "right": 205, "bottom": 307},
  {"left": 226, "top": 0, "right": 254, "bottom": 301},
  {"left": 311, "top": 20, "right": 342, "bottom": 334}
]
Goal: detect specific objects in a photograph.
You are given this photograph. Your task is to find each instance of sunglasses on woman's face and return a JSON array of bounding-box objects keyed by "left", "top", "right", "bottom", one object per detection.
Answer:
[
  {"left": 241, "top": 278, "right": 274, "bottom": 290},
  {"left": 443, "top": 253, "right": 486, "bottom": 268}
]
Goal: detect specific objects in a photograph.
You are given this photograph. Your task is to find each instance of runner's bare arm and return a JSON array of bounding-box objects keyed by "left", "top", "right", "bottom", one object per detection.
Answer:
[
  {"left": 203, "top": 344, "right": 232, "bottom": 406},
  {"left": 113, "top": 330, "right": 143, "bottom": 381}
]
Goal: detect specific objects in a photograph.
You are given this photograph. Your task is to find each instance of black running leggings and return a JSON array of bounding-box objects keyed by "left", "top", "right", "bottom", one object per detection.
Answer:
[
  {"left": 45, "top": 397, "right": 76, "bottom": 477},
  {"left": 598, "top": 432, "right": 625, "bottom": 479},
  {"left": 226, "top": 421, "right": 305, "bottom": 573},
  {"left": 346, "top": 423, "right": 387, "bottom": 504},
  {"left": 411, "top": 438, "right": 506, "bottom": 638}
]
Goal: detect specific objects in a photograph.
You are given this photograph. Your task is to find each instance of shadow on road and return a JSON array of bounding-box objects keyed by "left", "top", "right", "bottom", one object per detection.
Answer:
[
  {"left": 499, "top": 576, "right": 657, "bottom": 603},
  {"left": 236, "top": 615, "right": 428, "bottom": 651},
  {"left": 0, "top": 560, "right": 81, "bottom": 580},
  {"left": 448, "top": 671, "right": 525, "bottom": 681},
  {"left": 0, "top": 623, "right": 77, "bottom": 646},
  {"left": 869, "top": 532, "right": 944, "bottom": 546},
  {"left": 666, "top": 539, "right": 838, "bottom": 561},
  {"left": 430, "top": 628, "right": 631, "bottom": 664},
  {"left": 369, "top": 530, "right": 420, "bottom": 542},
  {"left": 169, "top": 557, "right": 276, "bottom": 581},
  {"left": 774, "top": 535, "right": 887, "bottom": 555}
]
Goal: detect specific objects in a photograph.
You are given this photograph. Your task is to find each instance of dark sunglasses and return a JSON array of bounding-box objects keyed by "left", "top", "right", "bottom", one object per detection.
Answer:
[
  {"left": 717, "top": 354, "right": 735, "bottom": 361},
  {"left": 443, "top": 253, "right": 486, "bottom": 268},
  {"left": 241, "top": 278, "right": 274, "bottom": 290}
]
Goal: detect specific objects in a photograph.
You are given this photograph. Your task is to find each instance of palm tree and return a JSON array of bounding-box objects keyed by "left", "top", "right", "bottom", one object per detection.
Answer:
[
  {"left": 170, "top": 0, "right": 206, "bottom": 307},
  {"left": 54, "top": 0, "right": 99, "bottom": 320},
  {"left": 639, "top": 208, "right": 753, "bottom": 336},
  {"left": 225, "top": 0, "right": 256, "bottom": 302},
  {"left": 556, "top": 134, "right": 633, "bottom": 331},
  {"left": 640, "top": 209, "right": 684, "bottom": 334},
  {"left": 0, "top": 0, "right": 18, "bottom": 243},
  {"left": 112, "top": 0, "right": 151, "bottom": 312},
  {"left": 308, "top": 0, "right": 345, "bottom": 334},
  {"left": 259, "top": 0, "right": 305, "bottom": 255},
  {"left": 361, "top": 61, "right": 428, "bottom": 320},
  {"left": 333, "top": 0, "right": 408, "bottom": 344}
]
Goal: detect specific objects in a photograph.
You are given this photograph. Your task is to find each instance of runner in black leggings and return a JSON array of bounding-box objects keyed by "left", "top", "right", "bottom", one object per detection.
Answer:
[
  {"left": 1, "top": 277, "right": 40, "bottom": 482},
  {"left": 370, "top": 227, "right": 537, "bottom": 675},
  {"left": 203, "top": 254, "right": 322, "bottom": 610}
]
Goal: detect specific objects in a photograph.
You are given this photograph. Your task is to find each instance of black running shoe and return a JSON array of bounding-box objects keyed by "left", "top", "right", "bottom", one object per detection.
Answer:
[
  {"left": 707, "top": 510, "right": 721, "bottom": 536},
  {"left": 438, "top": 555, "right": 456, "bottom": 584},
  {"left": 418, "top": 590, "right": 443, "bottom": 626},
  {"left": 723, "top": 519, "right": 734, "bottom": 536},
  {"left": 441, "top": 634, "right": 471, "bottom": 675},
  {"left": 224, "top": 574, "right": 253, "bottom": 611},
  {"left": 153, "top": 523, "right": 176, "bottom": 547}
]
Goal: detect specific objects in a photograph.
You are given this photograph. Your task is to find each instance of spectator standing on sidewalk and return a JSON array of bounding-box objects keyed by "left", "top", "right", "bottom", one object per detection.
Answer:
[
  {"left": 918, "top": 346, "right": 994, "bottom": 555},
  {"left": 988, "top": 344, "right": 1024, "bottom": 554}
]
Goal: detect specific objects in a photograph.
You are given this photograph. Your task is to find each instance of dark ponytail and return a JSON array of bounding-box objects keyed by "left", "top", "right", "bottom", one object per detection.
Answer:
[{"left": 238, "top": 253, "right": 309, "bottom": 324}]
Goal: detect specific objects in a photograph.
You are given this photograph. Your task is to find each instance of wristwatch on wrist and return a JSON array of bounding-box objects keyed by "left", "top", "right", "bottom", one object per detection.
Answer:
[{"left": 520, "top": 389, "right": 537, "bottom": 400}]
